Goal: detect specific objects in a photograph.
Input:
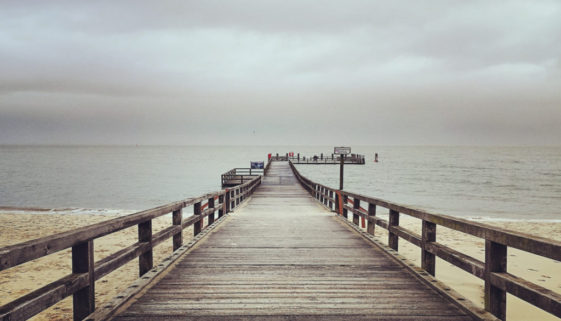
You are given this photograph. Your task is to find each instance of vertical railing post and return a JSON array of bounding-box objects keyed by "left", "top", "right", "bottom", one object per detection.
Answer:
[
  {"left": 353, "top": 198, "right": 360, "bottom": 225},
  {"left": 231, "top": 190, "right": 235, "bottom": 210},
  {"left": 225, "top": 190, "right": 230, "bottom": 214},
  {"left": 194, "top": 202, "right": 202, "bottom": 236},
  {"left": 329, "top": 191, "right": 333, "bottom": 210},
  {"left": 208, "top": 197, "right": 215, "bottom": 225},
  {"left": 342, "top": 195, "right": 348, "bottom": 219},
  {"left": 172, "top": 208, "right": 182, "bottom": 251},
  {"left": 367, "top": 203, "right": 376, "bottom": 235},
  {"left": 388, "top": 209, "right": 399, "bottom": 250},
  {"left": 72, "top": 240, "right": 94, "bottom": 321},
  {"left": 485, "top": 240, "right": 507, "bottom": 320},
  {"left": 335, "top": 192, "right": 340, "bottom": 214},
  {"left": 138, "top": 220, "right": 153, "bottom": 276},
  {"left": 219, "top": 194, "right": 225, "bottom": 217},
  {"left": 421, "top": 220, "right": 436, "bottom": 276}
]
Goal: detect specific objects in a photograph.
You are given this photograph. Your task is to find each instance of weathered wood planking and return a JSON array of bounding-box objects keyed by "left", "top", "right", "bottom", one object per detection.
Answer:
[{"left": 113, "top": 161, "right": 475, "bottom": 321}]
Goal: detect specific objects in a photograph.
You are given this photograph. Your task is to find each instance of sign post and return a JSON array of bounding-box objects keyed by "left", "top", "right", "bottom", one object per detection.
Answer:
[
  {"left": 334, "top": 147, "right": 351, "bottom": 190},
  {"left": 339, "top": 154, "right": 344, "bottom": 190}
]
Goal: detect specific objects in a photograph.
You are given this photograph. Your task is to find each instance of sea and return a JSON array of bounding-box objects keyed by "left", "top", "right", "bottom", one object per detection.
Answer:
[{"left": 0, "top": 145, "right": 560, "bottom": 221}]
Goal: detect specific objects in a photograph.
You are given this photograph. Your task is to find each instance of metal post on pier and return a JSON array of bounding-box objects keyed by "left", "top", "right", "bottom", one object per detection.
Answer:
[{"left": 334, "top": 146, "right": 351, "bottom": 191}]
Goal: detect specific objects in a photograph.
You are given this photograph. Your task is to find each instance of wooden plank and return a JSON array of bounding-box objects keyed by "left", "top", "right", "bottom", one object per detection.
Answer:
[
  {"left": 388, "top": 209, "right": 399, "bottom": 250},
  {"left": 72, "top": 240, "right": 95, "bottom": 320},
  {"left": 422, "top": 220, "right": 436, "bottom": 276},
  {"left": 367, "top": 203, "right": 376, "bottom": 235},
  {"left": 95, "top": 242, "right": 149, "bottom": 280},
  {"left": 489, "top": 272, "right": 561, "bottom": 318},
  {"left": 426, "top": 242, "right": 485, "bottom": 279},
  {"left": 194, "top": 202, "right": 202, "bottom": 236},
  {"left": 172, "top": 209, "right": 182, "bottom": 251},
  {"left": 0, "top": 273, "right": 88, "bottom": 321},
  {"left": 352, "top": 198, "right": 360, "bottom": 225},
  {"left": 138, "top": 221, "right": 153, "bottom": 277},
  {"left": 485, "top": 240, "right": 507, "bottom": 320},
  {"left": 115, "top": 316, "right": 471, "bottom": 321}
]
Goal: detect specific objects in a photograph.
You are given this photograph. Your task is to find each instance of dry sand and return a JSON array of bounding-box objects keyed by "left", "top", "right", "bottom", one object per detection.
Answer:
[
  {"left": 0, "top": 212, "right": 194, "bottom": 321},
  {"left": 1, "top": 212, "right": 560, "bottom": 321},
  {"left": 366, "top": 215, "right": 561, "bottom": 321}
]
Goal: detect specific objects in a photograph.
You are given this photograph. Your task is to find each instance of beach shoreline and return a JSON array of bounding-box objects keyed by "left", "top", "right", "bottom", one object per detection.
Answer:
[{"left": 1, "top": 212, "right": 559, "bottom": 321}]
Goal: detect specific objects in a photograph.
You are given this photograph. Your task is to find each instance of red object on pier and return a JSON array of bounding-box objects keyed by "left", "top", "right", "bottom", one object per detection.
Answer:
[{"left": 268, "top": 153, "right": 272, "bottom": 160}]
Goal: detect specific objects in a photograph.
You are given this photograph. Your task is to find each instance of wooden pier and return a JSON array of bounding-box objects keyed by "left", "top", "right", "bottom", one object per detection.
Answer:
[
  {"left": 112, "top": 161, "right": 479, "bottom": 320},
  {"left": 1, "top": 160, "right": 560, "bottom": 321}
]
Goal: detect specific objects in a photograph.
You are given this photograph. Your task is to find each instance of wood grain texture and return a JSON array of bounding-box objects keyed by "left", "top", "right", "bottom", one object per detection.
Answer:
[{"left": 113, "top": 162, "right": 475, "bottom": 321}]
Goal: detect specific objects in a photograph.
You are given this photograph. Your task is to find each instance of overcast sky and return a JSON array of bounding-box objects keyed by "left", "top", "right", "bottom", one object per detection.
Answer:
[{"left": 1, "top": 1, "right": 560, "bottom": 145}]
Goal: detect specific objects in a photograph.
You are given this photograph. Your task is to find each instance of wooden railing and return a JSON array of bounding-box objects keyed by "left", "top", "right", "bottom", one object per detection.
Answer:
[
  {"left": 221, "top": 168, "right": 263, "bottom": 187},
  {"left": 270, "top": 153, "right": 365, "bottom": 164},
  {"left": 0, "top": 176, "right": 261, "bottom": 321},
  {"left": 264, "top": 158, "right": 272, "bottom": 175},
  {"left": 289, "top": 161, "right": 561, "bottom": 321}
]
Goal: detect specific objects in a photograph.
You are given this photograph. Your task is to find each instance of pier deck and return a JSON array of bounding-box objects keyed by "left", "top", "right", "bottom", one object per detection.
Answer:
[{"left": 113, "top": 162, "right": 475, "bottom": 320}]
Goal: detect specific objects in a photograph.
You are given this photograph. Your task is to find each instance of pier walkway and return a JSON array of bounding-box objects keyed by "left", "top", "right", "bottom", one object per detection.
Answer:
[{"left": 113, "top": 162, "right": 475, "bottom": 320}]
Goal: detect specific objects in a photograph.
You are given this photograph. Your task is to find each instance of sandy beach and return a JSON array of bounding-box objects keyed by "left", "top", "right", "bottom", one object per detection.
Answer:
[
  {"left": 1, "top": 212, "right": 559, "bottom": 321},
  {"left": 0, "top": 212, "right": 194, "bottom": 321}
]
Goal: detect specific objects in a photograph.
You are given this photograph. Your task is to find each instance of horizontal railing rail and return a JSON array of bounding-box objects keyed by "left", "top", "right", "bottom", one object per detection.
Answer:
[
  {"left": 289, "top": 161, "right": 561, "bottom": 321},
  {"left": 0, "top": 176, "right": 262, "bottom": 321},
  {"left": 221, "top": 168, "right": 263, "bottom": 187},
  {"left": 270, "top": 153, "right": 365, "bottom": 164}
]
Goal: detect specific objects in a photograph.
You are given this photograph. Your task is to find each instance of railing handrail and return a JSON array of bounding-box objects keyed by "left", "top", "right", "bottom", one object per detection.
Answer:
[
  {"left": 269, "top": 154, "right": 366, "bottom": 164},
  {"left": 221, "top": 168, "right": 264, "bottom": 176},
  {"left": 0, "top": 176, "right": 262, "bottom": 321},
  {"left": 289, "top": 161, "right": 561, "bottom": 321}
]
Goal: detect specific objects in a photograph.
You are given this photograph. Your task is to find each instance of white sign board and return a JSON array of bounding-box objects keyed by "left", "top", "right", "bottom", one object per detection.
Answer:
[{"left": 334, "top": 146, "right": 351, "bottom": 155}]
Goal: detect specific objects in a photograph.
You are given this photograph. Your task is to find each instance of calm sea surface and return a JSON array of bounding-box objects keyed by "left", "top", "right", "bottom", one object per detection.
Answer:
[{"left": 0, "top": 145, "right": 560, "bottom": 220}]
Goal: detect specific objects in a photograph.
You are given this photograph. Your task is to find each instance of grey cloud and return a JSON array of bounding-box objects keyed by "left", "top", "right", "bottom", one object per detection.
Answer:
[{"left": 1, "top": 1, "right": 560, "bottom": 145}]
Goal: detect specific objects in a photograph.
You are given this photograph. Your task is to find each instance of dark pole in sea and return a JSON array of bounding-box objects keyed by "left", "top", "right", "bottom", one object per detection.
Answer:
[{"left": 339, "top": 154, "right": 344, "bottom": 190}]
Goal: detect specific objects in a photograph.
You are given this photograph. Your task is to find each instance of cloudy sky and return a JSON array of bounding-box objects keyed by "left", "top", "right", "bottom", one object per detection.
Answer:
[{"left": 1, "top": 0, "right": 560, "bottom": 145}]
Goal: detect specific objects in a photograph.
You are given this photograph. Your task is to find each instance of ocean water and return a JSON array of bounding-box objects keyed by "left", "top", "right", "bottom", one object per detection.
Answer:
[{"left": 0, "top": 145, "right": 559, "bottom": 221}]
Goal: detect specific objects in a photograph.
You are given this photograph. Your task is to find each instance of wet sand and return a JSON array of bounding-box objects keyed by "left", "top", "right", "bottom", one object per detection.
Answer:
[{"left": 1, "top": 213, "right": 559, "bottom": 321}]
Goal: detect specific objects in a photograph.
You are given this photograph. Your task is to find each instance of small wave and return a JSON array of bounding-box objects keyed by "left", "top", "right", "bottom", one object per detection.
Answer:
[
  {"left": 465, "top": 216, "right": 561, "bottom": 223},
  {"left": 0, "top": 206, "right": 136, "bottom": 216}
]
